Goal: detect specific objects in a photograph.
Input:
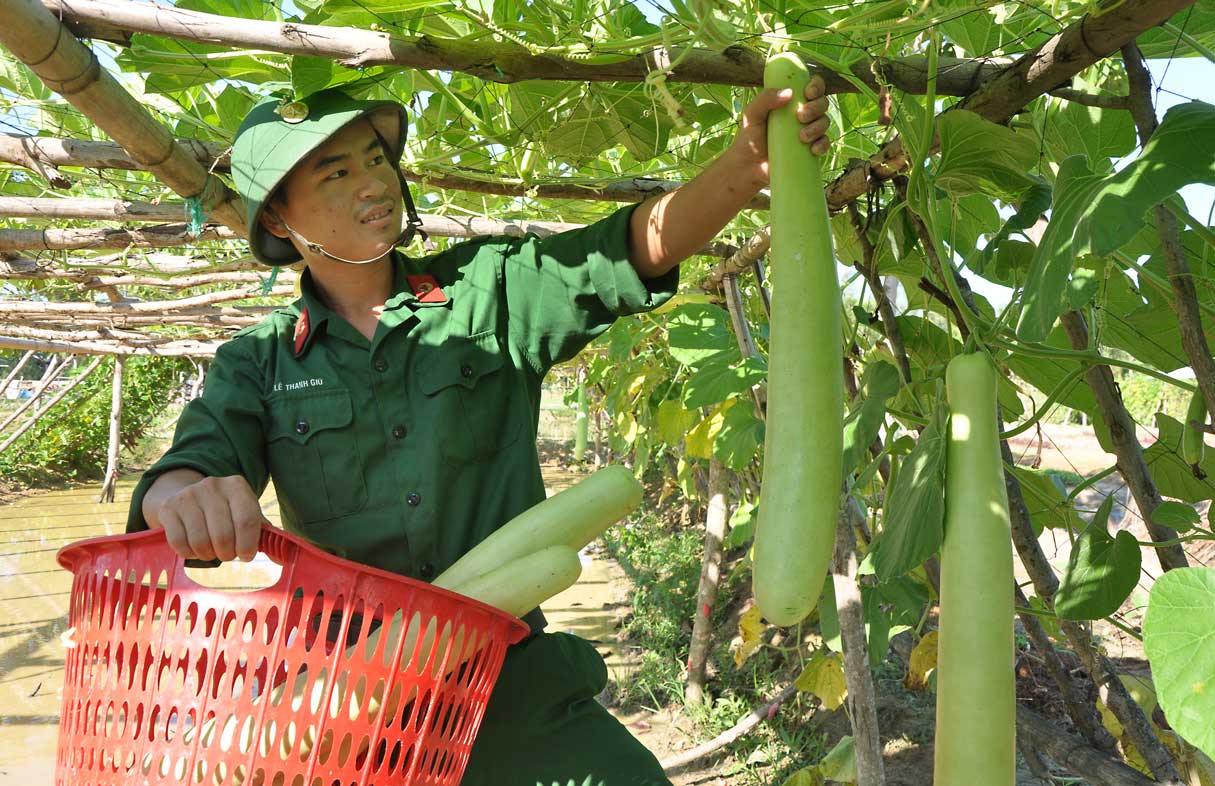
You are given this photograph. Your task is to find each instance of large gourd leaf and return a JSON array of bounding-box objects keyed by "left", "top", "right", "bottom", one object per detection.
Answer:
[
  {"left": 1143, "top": 567, "right": 1215, "bottom": 761},
  {"left": 666, "top": 303, "right": 737, "bottom": 368},
  {"left": 1010, "top": 466, "right": 1087, "bottom": 535},
  {"left": 1144, "top": 414, "right": 1215, "bottom": 503},
  {"left": 1055, "top": 495, "right": 1142, "bottom": 620},
  {"left": 871, "top": 402, "right": 946, "bottom": 580},
  {"left": 1035, "top": 84, "right": 1136, "bottom": 172},
  {"left": 934, "top": 110, "right": 1039, "bottom": 202},
  {"left": 841, "top": 361, "right": 901, "bottom": 478},
  {"left": 1018, "top": 102, "right": 1215, "bottom": 341}
]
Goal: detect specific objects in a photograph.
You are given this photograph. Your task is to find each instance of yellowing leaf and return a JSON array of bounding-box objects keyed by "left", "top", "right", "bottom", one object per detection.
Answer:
[
  {"left": 818, "top": 736, "right": 857, "bottom": 783},
  {"left": 779, "top": 768, "right": 824, "bottom": 786},
  {"left": 626, "top": 371, "right": 648, "bottom": 400},
  {"left": 904, "top": 631, "right": 939, "bottom": 692},
  {"left": 615, "top": 411, "right": 639, "bottom": 444},
  {"left": 795, "top": 651, "right": 848, "bottom": 711},
  {"left": 686, "top": 400, "right": 734, "bottom": 458},
  {"left": 733, "top": 604, "right": 767, "bottom": 667}
]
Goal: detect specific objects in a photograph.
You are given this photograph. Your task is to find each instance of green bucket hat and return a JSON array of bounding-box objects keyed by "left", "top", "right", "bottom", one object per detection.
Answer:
[{"left": 232, "top": 89, "right": 419, "bottom": 266}]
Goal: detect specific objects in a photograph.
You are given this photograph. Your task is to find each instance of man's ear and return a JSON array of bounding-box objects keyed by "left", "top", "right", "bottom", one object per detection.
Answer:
[{"left": 260, "top": 205, "right": 289, "bottom": 239}]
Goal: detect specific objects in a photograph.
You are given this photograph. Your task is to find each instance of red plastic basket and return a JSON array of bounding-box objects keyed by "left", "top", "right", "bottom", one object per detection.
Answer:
[{"left": 55, "top": 525, "right": 529, "bottom": 786}]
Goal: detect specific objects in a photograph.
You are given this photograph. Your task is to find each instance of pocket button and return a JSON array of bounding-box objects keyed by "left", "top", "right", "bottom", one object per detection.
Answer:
[{"left": 295, "top": 419, "right": 310, "bottom": 435}]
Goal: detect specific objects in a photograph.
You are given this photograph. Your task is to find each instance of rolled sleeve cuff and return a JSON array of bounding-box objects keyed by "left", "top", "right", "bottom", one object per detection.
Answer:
[
  {"left": 586, "top": 203, "right": 680, "bottom": 316},
  {"left": 125, "top": 455, "right": 239, "bottom": 534}
]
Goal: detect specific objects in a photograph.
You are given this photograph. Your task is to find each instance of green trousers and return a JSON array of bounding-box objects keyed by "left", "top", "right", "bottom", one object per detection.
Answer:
[{"left": 460, "top": 632, "right": 673, "bottom": 786}]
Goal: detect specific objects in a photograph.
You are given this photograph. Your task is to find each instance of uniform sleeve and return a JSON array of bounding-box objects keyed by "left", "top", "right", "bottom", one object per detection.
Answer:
[
  {"left": 125, "top": 338, "right": 270, "bottom": 533},
  {"left": 503, "top": 203, "right": 680, "bottom": 372}
]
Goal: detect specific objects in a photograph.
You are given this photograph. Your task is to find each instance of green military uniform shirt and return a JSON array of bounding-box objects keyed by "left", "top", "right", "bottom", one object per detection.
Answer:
[
  {"left": 126, "top": 203, "right": 677, "bottom": 637},
  {"left": 127, "top": 202, "right": 679, "bottom": 786}
]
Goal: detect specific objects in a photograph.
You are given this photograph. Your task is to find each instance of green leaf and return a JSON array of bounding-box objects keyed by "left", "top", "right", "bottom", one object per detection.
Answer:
[
  {"left": 1036, "top": 89, "right": 1136, "bottom": 172},
  {"left": 1144, "top": 414, "right": 1215, "bottom": 503},
  {"left": 972, "top": 182, "right": 1052, "bottom": 277},
  {"left": 724, "top": 500, "right": 757, "bottom": 549},
  {"left": 666, "top": 303, "right": 737, "bottom": 368},
  {"left": 871, "top": 402, "right": 947, "bottom": 579},
  {"left": 656, "top": 399, "right": 696, "bottom": 447},
  {"left": 1011, "top": 466, "right": 1087, "bottom": 534},
  {"left": 713, "top": 398, "right": 763, "bottom": 470},
  {"left": 683, "top": 355, "right": 766, "bottom": 409},
  {"left": 818, "top": 736, "right": 857, "bottom": 783},
  {"left": 934, "top": 110, "right": 1039, "bottom": 202},
  {"left": 1143, "top": 567, "right": 1215, "bottom": 761},
  {"left": 1055, "top": 495, "right": 1142, "bottom": 620},
  {"left": 1019, "top": 102, "right": 1215, "bottom": 341},
  {"left": 841, "top": 360, "right": 901, "bottom": 477},
  {"left": 1151, "top": 501, "right": 1202, "bottom": 533}
]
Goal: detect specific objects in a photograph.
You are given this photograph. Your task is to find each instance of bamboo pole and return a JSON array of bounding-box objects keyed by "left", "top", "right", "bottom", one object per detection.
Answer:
[
  {"left": 0, "top": 135, "right": 770, "bottom": 210},
  {"left": 0, "top": 214, "right": 735, "bottom": 256},
  {"left": 0, "top": 0, "right": 246, "bottom": 235},
  {"left": 0, "top": 350, "right": 36, "bottom": 399},
  {"left": 685, "top": 458, "right": 728, "bottom": 707},
  {"left": 98, "top": 356, "right": 123, "bottom": 503},
  {"left": 0, "top": 195, "right": 184, "bottom": 222},
  {"left": 0, "top": 354, "right": 68, "bottom": 433},
  {"left": 0, "top": 286, "right": 294, "bottom": 316},
  {"left": 0, "top": 356, "right": 104, "bottom": 453},
  {"left": 0, "top": 335, "right": 222, "bottom": 357},
  {"left": 37, "top": 0, "right": 1047, "bottom": 97}
]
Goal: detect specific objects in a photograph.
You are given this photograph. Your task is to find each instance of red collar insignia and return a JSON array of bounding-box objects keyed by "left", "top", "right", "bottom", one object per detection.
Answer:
[
  {"left": 293, "top": 307, "right": 311, "bottom": 356},
  {"left": 407, "top": 274, "right": 447, "bottom": 303}
]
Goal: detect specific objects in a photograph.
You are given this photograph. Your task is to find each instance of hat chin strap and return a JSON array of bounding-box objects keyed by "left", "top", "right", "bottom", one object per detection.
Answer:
[{"left": 274, "top": 174, "right": 429, "bottom": 266}]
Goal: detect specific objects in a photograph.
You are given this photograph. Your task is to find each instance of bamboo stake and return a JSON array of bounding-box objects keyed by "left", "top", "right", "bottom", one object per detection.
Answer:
[
  {"left": 833, "top": 494, "right": 886, "bottom": 786},
  {"left": 1, "top": 0, "right": 246, "bottom": 235},
  {"left": 0, "top": 354, "right": 68, "bottom": 433},
  {"left": 0, "top": 195, "right": 184, "bottom": 222},
  {"left": 1123, "top": 43, "right": 1215, "bottom": 433},
  {"left": 1059, "top": 311, "right": 1189, "bottom": 573},
  {"left": 98, "top": 355, "right": 123, "bottom": 503},
  {"left": 685, "top": 458, "right": 728, "bottom": 707},
  {"left": 722, "top": 273, "right": 766, "bottom": 416},
  {"left": 0, "top": 356, "right": 104, "bottom": 453},
  {"left": 0, "top": 350, "right": 36, "bottom": 399}
]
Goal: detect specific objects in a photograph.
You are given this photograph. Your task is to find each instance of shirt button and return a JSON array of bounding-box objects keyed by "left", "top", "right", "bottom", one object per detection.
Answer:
[
  {"left": 406, "top": 491, "right": 421, "bottom": 506},
  {"left": 373, "top": 358, "right": 388, "bottom": 372},
  {"left": 392, "top": 425, "right": 407, "bottom": 439},
  {"left": 460, "top": 364, "right": 474, "bottom": 378},
  {"left": 419, "top": 562, "right": 435, "bottom": 580},
  {"left": 295, "top": 419, "right": 309, "bottom": 435}
]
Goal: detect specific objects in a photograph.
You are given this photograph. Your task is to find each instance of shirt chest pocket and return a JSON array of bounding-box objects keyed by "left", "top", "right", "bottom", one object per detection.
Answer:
[
  {"left": 417, "top": 331, "right": 523, "bottom": 465},
  {"left": 266, "top": 390, "right": 368, "bottom": 523}
]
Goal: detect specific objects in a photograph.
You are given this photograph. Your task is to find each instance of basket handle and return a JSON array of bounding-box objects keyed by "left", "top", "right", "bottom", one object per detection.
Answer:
[{"left": 167, "top": 524, "right": 329, "bottom": 595}]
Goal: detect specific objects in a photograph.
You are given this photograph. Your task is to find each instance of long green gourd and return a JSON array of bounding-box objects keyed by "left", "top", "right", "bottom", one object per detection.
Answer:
[
  {"left": 434, "top": 464, "right": 641, "bottom": 591},
  {"left": 752, "top": 52, "right": 843, "bottom": 626},
  {"left": 934, "top": 353, "right": 1015, "bottom": 786}
]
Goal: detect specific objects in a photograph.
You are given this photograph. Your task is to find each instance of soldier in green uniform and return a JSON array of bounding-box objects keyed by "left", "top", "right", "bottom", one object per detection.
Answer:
[{"left": 127, "top": 79, "right": 830, "bottom": 786}]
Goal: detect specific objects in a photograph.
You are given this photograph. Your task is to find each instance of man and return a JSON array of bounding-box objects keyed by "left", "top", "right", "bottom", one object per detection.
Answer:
[{"left": 127, "top": 78, "right": 830, "bottom": 786}]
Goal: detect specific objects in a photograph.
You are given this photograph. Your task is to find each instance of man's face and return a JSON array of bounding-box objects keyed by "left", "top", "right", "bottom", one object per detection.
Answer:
[{"left": 262, "top": 118, "right": 403, "bottom": 263}]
